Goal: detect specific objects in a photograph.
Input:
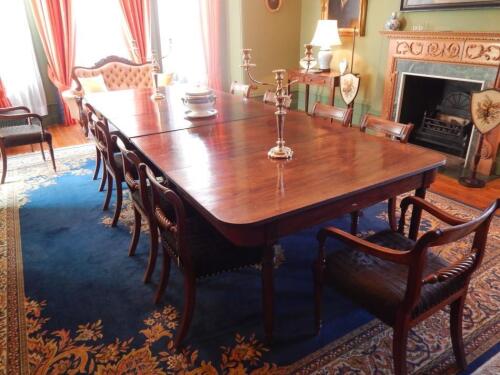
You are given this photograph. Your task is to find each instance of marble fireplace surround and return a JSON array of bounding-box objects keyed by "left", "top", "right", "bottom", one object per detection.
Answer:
[{"left": 381, "top": 31, "right": 500, "bottom": 176}]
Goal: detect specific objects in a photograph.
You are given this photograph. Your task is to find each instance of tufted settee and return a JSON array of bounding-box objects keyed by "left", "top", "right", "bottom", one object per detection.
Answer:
[{"left": 62, "top": 56, "right": 154, "bottom": 134}]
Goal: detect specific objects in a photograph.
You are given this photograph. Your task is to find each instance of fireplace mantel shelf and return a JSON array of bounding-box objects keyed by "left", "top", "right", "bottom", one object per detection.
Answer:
[
  {"left": 380, "top": 30, "right": 500, "bottom": 176},
  {"left": 380, "top": 30, "right": 500, "bottom": 41}
]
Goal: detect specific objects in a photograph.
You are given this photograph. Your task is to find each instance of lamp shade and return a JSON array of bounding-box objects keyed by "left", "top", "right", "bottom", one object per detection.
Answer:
[{"left": 311, "top": 20, "right": 341, "bottom": 48}]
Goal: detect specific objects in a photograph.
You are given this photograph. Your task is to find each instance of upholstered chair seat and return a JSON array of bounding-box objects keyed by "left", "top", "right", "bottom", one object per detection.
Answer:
[
  {"left": 160, "top": 214, "right": 263, "bottom": 278},
  {"left": 0, "top": 124, "right": 52, "bottom": 147},
  {"left": 325, "top": 230, "right": 467, "bottom": 326}
]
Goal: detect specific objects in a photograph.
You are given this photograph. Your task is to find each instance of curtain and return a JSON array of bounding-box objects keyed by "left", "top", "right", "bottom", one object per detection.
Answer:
[
  {"left": 30, "top": 0, "right": 75, "bottom": 124},
  {"left": 119, "top": 0, "right": 151, "bottom": 63},
  {"left": 0, "top": 1, "right": 47, "bottom": 114},
  {"left": 0, "top": 79, "right": 12, "bottom": 108},
  {"left": 200, "top": 0, "right": 223, "bottom": 91}
]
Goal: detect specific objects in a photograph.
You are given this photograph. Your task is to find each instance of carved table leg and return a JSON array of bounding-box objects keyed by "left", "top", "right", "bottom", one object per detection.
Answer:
[
  {"left": 409, "top": 187, "right": 426, "bottom": 240},
  {"left": 262, "top": 243, "right": 275, "bottom": 344}
]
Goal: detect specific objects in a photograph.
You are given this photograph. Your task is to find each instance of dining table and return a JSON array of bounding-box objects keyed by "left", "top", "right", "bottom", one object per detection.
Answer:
[{"left": 85, "top": 85, "right": 447, "bottom": 342}]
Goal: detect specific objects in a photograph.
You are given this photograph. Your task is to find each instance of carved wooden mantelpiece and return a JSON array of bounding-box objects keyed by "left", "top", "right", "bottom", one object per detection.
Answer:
[{"left": 381, "top": 31, "right": 500, "bottom": 175}]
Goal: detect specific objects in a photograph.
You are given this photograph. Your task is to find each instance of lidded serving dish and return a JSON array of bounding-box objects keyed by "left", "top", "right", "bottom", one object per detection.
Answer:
[{"left": 182, "top": 86, "right": 217, "bottom": 117}]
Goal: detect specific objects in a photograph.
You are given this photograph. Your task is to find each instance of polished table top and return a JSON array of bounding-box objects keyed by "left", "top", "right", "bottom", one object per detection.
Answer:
[
  {"left": 85, "top": 85, "right": 277, "bottom": 138},
  {"left": 131, "top": 111, "right": 446, "bottom": 227}
]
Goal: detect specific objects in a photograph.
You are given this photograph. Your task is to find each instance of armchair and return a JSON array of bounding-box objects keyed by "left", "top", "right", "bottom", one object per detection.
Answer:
[
  {"left": 314, "top": 196, "right": 499, "bottom": 374},
  {"left": 0, "top": 106, "right": 55, "bottom": 184}
]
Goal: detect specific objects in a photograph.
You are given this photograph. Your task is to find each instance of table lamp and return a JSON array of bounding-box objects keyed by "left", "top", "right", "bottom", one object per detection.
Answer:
[{"left": 311, "top": 20, "right": 341, "bottom": 72}]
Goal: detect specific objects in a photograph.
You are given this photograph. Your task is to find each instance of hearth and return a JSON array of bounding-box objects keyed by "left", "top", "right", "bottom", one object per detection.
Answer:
[{"left": 397, "top": 74, "right": 481, "bottom": 158}]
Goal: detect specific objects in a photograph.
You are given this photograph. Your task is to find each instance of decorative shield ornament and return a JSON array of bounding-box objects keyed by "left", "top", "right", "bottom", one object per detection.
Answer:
[
  {"left": 470, "top": 89, "right": 500, "bottom": 135},
  {"left": 340, "top": 73, "right": 360, "bottom": 106}
]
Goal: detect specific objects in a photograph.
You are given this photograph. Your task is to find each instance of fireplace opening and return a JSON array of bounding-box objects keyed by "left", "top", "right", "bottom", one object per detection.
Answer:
[{"left": 398, "top": 74, "right": 482, "bottom": 158}]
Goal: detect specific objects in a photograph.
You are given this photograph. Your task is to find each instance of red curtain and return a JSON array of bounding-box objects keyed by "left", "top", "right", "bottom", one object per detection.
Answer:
[
  {"left": 119, "top": 0, "right": 151, "bottom": 64},
  {"left": 0, "top": 78, "right": 12, "bottom": 108},
  {"left": 201, "top": 0, "right": 223, "bottom": 91},
  {"left": 30, "top": 0, "right": 75, "bottom": 125}
]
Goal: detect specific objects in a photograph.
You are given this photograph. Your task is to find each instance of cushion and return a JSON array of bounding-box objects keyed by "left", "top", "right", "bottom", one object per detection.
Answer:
[
  {"left": 325, "top": 230, "right": 467, "bottom": 326},
  {"left": 79, "top": 75, "right": 108, "bottom": 94},
  {"left": 161, "top": 215, "right": 263, "bottom": 278},
  {"left": 0, "top": 125, "right": 50, "bottom": 147}
]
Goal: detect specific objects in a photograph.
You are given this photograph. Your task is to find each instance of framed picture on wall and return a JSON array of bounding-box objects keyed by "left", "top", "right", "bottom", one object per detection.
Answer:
[
  {"left": 400, "top": 0, "right": 500, "bottom": 11},
  {"left": 321, "top": 0, "right": 368, "bottom": 36}
]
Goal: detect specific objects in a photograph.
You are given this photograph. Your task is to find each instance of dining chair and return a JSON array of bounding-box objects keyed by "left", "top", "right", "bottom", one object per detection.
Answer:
[
  {"left": 350, "top": 114, "right": 414, "bottom": 234},
  {"left": 262, "top": 90, "right": 292, "bottom": 109},
  {"left": 314, "top": 197, "right": 499, "bottom": 375},
  {"left": 230, "top": 81, "right": 253, "bottom": 98},
  {"left": 0, "top": 106, "right": 56, "bottom": 184},
  {"left": 143, "top": 164, "right": 264, "bottom": 347},
  {"left": 311, "top": 102, "right": 353, "bottom": 127},
  {"left": 94, "top": 120, "right": 124, "bottom": 227}
]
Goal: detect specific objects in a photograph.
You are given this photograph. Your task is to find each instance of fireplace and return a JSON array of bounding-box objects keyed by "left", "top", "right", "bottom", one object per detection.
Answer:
[
  {"left": 381, "top": 31, "right": 500, "bottom": 176},
  {"left": 396, "top": 74, "right": 482, "bottom": 158}
]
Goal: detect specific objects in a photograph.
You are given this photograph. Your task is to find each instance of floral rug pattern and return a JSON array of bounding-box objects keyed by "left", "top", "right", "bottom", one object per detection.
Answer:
[{"left": 1, "top": 144, "right": 498, "bottom": 374}]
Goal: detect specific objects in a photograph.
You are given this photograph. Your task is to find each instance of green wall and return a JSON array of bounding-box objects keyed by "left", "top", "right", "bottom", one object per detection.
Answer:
[{"left": 299, "top": 0, "right": 500, "bottom": 122}]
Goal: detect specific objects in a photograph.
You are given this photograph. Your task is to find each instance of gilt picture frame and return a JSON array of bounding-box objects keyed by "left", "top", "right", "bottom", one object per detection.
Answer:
[
  {"left": 321, "top": 0, "right": 367, "bottom": 36},
  {"left": 400, "top": 0, "right": 500, "bottom": 11}
]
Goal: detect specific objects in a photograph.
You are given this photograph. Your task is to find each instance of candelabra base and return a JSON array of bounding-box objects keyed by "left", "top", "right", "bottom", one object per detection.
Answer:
[
  {"left": 458, "top": 176, "right": 485, "bottom": 188},
  {"left": 268, "top": 145, "right": 293, "bottom": 159},
  {"left": 151, "top": 92, "right": 165, "bottom": 100}
]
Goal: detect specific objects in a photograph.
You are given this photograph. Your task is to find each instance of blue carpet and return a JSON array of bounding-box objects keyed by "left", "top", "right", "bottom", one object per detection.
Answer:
[{"left": 17, "top": 155, "right": 499, "bottom": 373}]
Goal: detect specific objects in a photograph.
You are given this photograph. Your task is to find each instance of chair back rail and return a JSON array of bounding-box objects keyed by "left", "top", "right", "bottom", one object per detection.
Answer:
[
  {"left": 230, "top": 81, "right": 252, "bottom": 98},
  {"left": 311, "top": 102, "right": 353, "bottom": 127},
  {"left": 399, "top": 198, "right": 499, "bottom": 312},
  {"left": 360, "top": 114, "right": 414, "bottom": 143},
  {"left": 144, "top": 164, "right": 191, "bottom": 272},
  {"left": 94, "top": 120, "right": 119, "bottom": 174}
]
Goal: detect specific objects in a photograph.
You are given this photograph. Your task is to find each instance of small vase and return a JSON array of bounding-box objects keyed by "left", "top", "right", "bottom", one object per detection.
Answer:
[{"left": 385, "top": 12, "right": 401, "bottom": 31}]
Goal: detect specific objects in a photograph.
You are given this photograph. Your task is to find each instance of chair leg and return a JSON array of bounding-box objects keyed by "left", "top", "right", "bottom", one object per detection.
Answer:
[
  {"left": 99, "top": 163, "right": 107, "bottom": 192},
  {"left": 0, "top": 141, "right": 7, "bottom": 184},
  {"left": 111, "top": 179, "right": 123, "bottom": 227},
  {"left": 46, "top": 139, "right": 56, "bottom": 172},
  {"left": 93, "top": 147, "right": 101, "bottom": 181},
  {"left": 393, "top": 319, "right": 410, "bottom": 375},
  {"left": 103, "top": 173, "right": 113, "bottom": 211},
  {"left": 39, "top": 142, "right": 46, "bottom": 161},
  {"left": 144, "top": 222, "right": 159, "bottom": 283},
  {"left": 388, "top": 197, "right": 397, "bottom": 231},
  {"left": 350, "top": 211, "right": 359, "bottom": 235},
  {"left": 313, "top": 238, "right": 327, "bottom": 334},
  {"left": 128, "top": 207, "right": 141, "bottom": 257},
  {"left": 174, "top": 276, "right": 196, "bottom": 348},
  {"left": 155, "top": 243, "right": 171, "bottom": 304},
  {"left": 450, "top": 295, "right": 467, "bottom": 370}
]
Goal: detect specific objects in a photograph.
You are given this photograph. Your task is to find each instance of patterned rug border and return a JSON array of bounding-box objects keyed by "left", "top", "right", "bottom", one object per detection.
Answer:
[{"left": 1, "top": 187, "right": 28, "bottom": 374}]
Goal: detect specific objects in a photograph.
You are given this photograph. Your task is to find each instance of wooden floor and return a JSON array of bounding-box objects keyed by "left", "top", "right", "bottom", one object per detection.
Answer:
[{"left": 7, "top": 124, "right": 499, "bottom": 211}]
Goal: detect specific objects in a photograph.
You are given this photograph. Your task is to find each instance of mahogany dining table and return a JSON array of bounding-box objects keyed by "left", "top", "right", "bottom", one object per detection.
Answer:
[{"left": 85, "top": 86, "right": 446, "bottom": 342}]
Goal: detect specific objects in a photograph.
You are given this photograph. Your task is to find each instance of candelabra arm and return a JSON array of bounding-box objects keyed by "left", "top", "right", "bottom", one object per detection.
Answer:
[{"left": 244, "top": 69, "right": 274, "bottom": 87}]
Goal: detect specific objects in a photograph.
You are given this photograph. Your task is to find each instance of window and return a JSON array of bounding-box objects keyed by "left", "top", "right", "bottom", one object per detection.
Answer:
[
  {"left": 157, "top": 0, "right": 208, "bottom": 86},
  {"left": 73, "top": 0, "right": 132, "bottom": 67},
  {"left": 0, "top": 0, "right": 47, "bottom": 115}
]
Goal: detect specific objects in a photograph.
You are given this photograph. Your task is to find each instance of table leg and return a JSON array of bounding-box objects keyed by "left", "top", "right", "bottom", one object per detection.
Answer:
[
  {"left": 409, "top": 187, "right": 426, "bottom": 240},
  {"left": 262, "top": 243, "right": 274, "bottom": 344},
  {"left": 329, "top": 83, "right": 335, "bottom": 106},
  {"left": 305, "top": 84, "right": 310, "bottom": 114}
]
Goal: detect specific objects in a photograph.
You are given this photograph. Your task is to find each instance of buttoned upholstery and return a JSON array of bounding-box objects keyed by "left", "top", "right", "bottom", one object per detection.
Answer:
[{"left": 73, "top": 62, "right": 154, "bottom": 92}]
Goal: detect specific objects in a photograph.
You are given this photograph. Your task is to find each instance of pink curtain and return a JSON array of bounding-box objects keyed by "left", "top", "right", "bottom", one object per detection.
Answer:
[
  {"left": 30, "top": 0, "right": 75, "bottom": 125},
  {"left": 119, "top": 0, "right": 151, "bottom": 64},
  {"left": 0, "top": 79, "right": 12, "bottom": 108},
  {"left": 201, "top": 0, "right": 223, "bottom": 91}
]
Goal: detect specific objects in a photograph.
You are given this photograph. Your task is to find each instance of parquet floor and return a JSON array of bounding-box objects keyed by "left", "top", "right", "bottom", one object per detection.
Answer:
[{"left": 6, "top": 124, "right": 499, "bottom": 211}]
